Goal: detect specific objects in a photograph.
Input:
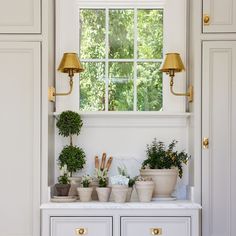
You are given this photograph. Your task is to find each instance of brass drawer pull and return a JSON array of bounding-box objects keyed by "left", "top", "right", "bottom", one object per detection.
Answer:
[
  {"left": 75, "top": 228, "right": 87, "bottom": 235},
  {"left": 203, "top": 14, "right": 210, "bottom": 25},
  {"left": 151, "top": 228, "right": 162, "bottom": 235},
  {"left": 202, "top": 137, "right": 209, "bottom": 149}
]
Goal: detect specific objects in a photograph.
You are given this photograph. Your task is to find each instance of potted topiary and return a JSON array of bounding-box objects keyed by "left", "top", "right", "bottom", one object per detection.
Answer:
[
  {"left": 140, "top": 139, "right": 190, "bottom": 200},
  {"left": 135, "top": 176, "right": 154, "bottom": 202},
  {"left": 77, "top": 175, "right": 93, "bottom": 202},
  {"left": 95, "top": 168, "right": 111, "bottom": 202},
  {"left": 56, "top": 110, "right": 86, "bottom": 197},
  {"left": 54, "top": 165, "right": 71, "bottom": 196}
]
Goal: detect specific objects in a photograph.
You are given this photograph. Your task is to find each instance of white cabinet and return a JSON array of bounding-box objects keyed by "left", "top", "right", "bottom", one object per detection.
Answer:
[
  {"left": 0, "top": 0, "right": 41, "bottom": 33},
  {"left": 203, "top": 0, "right": 236, "bottom": 33},
  {"left": 0, "top": 42, "right": 41, "bottom": 236},
  {"left": 121, "top": 217, "right": 190, "bottom": 236},
  {"left": 202, "top": 41, "right": 236, "bottom": 236}
]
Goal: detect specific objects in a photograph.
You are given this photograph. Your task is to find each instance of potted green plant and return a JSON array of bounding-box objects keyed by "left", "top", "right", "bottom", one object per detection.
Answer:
[
  {"left": 56, "top": 110, "right": 86, "bottom": 197},
  {"left": 140, "top": 139, "right": 190, "bottom": 199},
  {"left": 77, "top": 175, "right": 93, "bottom": 202},
  {"left": 135, "top": 176, "right": 154, "bottom": 202},
  {"left": 95, "top": 168, "right": 111, "bottom": 202},
  {"left": 54, "top": 165, "right": 71, "bottom": 196}
]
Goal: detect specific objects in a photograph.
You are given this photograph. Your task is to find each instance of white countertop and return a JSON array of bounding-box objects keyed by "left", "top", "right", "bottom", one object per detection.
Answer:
[{"left": 41, "top": 200, "right": 201, "bottom": 210}]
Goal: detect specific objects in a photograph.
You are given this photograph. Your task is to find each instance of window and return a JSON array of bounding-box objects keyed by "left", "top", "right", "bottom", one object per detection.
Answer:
[{"left": 79, "top": 8, "right": 163, "bottom": 111}]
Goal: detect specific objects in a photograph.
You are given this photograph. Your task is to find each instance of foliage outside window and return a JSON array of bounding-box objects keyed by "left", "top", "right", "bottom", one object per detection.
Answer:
[{"left": 79, "top": 8, "right": 163, "bottom": 111}]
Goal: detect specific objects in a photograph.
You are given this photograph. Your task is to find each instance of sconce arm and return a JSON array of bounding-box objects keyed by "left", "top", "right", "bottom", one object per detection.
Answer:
[{"left": 54, "top": 77, "right": 73, "bottom": 96}]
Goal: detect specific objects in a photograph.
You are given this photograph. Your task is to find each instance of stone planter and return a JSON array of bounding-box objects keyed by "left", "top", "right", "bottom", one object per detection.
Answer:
[
  {"left": 54, "top": 184, "right": 71, "bottom": 196},
  {"left": 112, "top": 185, "right": 128, "bottom": 203},
  {"left": 68, "top": 177, "right": 81, "bottom": 198},
  {"left": 77, "top": 187, "right": 93, "bottom": 202},
  {"left": 140, "top": 168, "right": 178, "bottom": 199},
  {"left": 135, "top": 181, "right": 154, "bottom": 202},
  {"left": 126, "top": 187, "right": 133, "bottom": 202},
  {"left": 96, "top": 187, "right": 111, "bottom": 202}
]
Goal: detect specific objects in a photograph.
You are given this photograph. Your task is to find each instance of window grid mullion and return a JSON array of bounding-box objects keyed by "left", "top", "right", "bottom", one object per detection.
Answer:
[
  {"left": 105, "top": 8, "right": 109, "bottom": 111},
  {"left": 133, "top": 8, "right": 138, "bottom": 111}
]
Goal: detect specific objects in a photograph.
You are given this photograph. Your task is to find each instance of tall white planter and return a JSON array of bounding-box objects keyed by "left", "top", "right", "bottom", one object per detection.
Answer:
[{"left": 140, "top": 169, "right": 178, "bottom": 199}]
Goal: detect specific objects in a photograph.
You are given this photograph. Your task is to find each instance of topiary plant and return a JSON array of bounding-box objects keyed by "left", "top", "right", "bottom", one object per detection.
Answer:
[
  {"left": 58, "top": 145, "right": 86, "bottom": 177},
  {"left": 56, "top": 110, "right": 83, "bottom": 145}
]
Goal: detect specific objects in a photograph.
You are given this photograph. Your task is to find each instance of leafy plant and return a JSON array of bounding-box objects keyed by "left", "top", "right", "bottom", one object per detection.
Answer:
[
  {"left": 81, "top": 175, "right": 92, "bottom": 188},
  {"left": 96, "top": 168, "right": 108, "bottom": 187},
  {"left": 57, "top": 165, "right": 70, "bottom": 184},
  {"left": 142, "top": 139, "right": 190, "bottom": 178},
  {"left": 117, "top": 165, "right": 136, "bottom": 188},
  {"left": 58, "top": 146, "right": 86, "bottom": 177},
  {"left": 56, "top": 110, "right": 83, "bottom": 145}
]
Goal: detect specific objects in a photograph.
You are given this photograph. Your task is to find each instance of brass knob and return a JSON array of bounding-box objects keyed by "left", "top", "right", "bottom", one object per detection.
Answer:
[
  {"left": 151, "top": 228, "right": 162, "bottom": 235},
  {"left": 202, "top": 138, "right": 209, "bottom": 149},
  {"left": 75, "top": 228, "right": 87, "bottom": 235},
  {"left": 203, "top": 15, "right": 210, "bottom": 25}
]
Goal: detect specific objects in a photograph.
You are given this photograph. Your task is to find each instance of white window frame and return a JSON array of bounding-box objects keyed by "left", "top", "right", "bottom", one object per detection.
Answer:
[{"left": 56, "top": 0, "right": 188, "bottom": 114}]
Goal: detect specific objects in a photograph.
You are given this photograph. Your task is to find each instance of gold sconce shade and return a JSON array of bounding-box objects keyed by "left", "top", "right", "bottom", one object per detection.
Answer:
[
  {"left": 160, "top": 53, "right": 185, "bottom": 74},
  {"left": 57, "top": 53, "right": 84, "bottom": 74}
]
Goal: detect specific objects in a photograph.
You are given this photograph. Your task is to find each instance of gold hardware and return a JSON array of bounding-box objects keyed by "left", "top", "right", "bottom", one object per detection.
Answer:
[
  {"left": 202, "top": 138, "right": 209, "bottom": 149},
  {"left": 151, "top": 228, "right": 162, "bottom": 235},
  {"left": 160, "top": 53, "right": 194, "bottom": 102},
  {"left": 203, "top": 15, "right": 210, "bottom": 25},
  {"left": 75, "top": 228, "right": 87, "bottom": 235}
]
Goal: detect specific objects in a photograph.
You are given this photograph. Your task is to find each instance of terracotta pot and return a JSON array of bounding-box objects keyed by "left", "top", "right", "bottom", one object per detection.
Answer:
[
  {"left": 96, "top": 187, "right": 111, "bottom": 202},
  {"left": 126, "top": 187, "right": 133, "bottom": 202},
  {"left": 112, "top": 185, "right": 128, "bottom": 203},
  {"left": 54, "top": 184, "right": 71, "bottom": 196},
  {"left": 140, "top": 168, "right": 178, "bottom": 198},
  {"left": 68, "top": 177, "right": 81, "bottom": 198},
  {"left": 77, "top": 187, "right": 93, "bottom": 202},
  {"left": 135, "top": 181, "right": 154, "bottom": 202}
]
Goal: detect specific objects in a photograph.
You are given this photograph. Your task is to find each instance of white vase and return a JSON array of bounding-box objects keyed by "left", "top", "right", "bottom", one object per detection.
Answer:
[
  {"left": 96, "top": 187, "right": 111, "bottom": 202},
  {"left": 112, "top": 185, "right": 128, "bottom": 203},
  {"left": 140, "top": 168, "right": 178, "bottom": 199},
  {"left": 77, "top": 187, "right": 93, "bottom": 202},
  {"left": 135, "top": 181, "right": 154, "bottom": 202},
  {"left": 68, "top": 177, "right": 81, "bottom": 198},
  {"left": 126, "top": 187, "right": 133, "bottom": 202}
]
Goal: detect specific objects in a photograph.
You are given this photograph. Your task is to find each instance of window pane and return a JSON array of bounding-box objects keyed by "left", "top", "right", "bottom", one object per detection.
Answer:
[
  {"left": 80, "top": 9, "right": 106, "bottom": 59},
  {"left": 109, "top": 9, "right": 134, "bottom": 59},
  {"left": 137, "top": 63, "right": 162, "bottom": 111},
  {"left": 80, "top": 62, "right": 105, "bottom": 111},
  {"left": 109, "top": 62, "right": 134, "bottom": 111},
  {"left": 138, "top": 9, "right": 163, "bottom": 59}
]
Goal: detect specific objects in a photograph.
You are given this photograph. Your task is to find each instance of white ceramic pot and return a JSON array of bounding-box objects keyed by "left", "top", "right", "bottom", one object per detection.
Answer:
[
  {"left": 126, "top": 187, "right": 133, "bottom": 202},
  {"left": 112, "top": 185, "right": 128, "bottom": 203},
  {"left": 96, "top": 187, "right": 111, "bottom": 202},
  {"left": 140, "top": 168, "right": 178, "bottom": 199},
  {"left": 68, "top": 177, "right": 81, "bottom": 198},
  {"left": 77, "top": 187, "right": 93, "bottom": 202},
  {"left": 135, "top": 181, "right": 154, "bottom": 202}
]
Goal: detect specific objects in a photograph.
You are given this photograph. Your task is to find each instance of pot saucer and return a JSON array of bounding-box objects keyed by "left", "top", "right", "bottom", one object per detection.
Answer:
[{"left": 152, "top": 197, "right": 176, "bottom": 201}]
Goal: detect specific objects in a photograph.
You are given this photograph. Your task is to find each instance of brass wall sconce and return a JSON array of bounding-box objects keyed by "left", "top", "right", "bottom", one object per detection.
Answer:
[
  {"left": 160, "top": 53, "right": 193, "bottom": 102},
  {"left": 48, "top": 52, "right": 84, "bottom": 102}
]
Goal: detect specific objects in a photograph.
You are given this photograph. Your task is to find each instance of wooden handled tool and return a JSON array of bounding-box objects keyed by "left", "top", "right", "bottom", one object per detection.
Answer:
[
  {"left": 100, "top": 153, "right": 106, "bottom": 171},
  {"left": 105, "top": 156, "right": 113, "bottom": 171},
  {"left": 95, "top": 156, "right": 99, "bottom": 169}
]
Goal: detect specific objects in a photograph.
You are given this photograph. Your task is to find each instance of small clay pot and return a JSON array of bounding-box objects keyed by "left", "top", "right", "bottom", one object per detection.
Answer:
[
  {"left": 135, "top": 181, "right": 154, "bottom": 202},
  {"left": 96, "top": 187, "right": 111, "bottom": 202},
  {"left": 77, "top": 187, "right": 93, "bottom": 202},
  {"left": 54, "top": 184, "right": 71, "bottom": 196},
  {"left": 112, "top": 185, "right": 128, "bottom": 203}
]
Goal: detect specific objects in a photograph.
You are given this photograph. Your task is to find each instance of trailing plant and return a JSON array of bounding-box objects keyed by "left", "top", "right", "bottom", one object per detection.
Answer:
[
  {"left": 56, "top": 110, "right": 83, "bottom": 145},
  {"left": 142, "top": 139, "right": 190, "bottom": 178},
  {"left": 95, "top": 168, "right": 108, "bottom": 188},
  {"left": 58, "top": 145, "right": 86, "bottom": 177},
  {"left": 81, "top": 175, "right": 92, "bottom": 188},
  {"left": 57, "top": 165, "right": 70, "bottom": 184}
]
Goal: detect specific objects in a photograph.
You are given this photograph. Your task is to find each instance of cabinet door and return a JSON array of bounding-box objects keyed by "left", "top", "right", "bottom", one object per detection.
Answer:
[
  {"left": 202, "top": 41, "right": 236, "bottom": 236},
  {"left": 203, "top": 0, "right": 236, "bottom": 33},
  {"left": 0, "top": 42, "right": 41, "bottom": 236},
  {"left": 0, "top": 0, "right": 41, "bottom": 33}
]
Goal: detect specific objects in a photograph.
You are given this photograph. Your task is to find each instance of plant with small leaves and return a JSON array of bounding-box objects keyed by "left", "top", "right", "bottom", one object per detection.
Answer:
[
  {"left": 58, "top": 145, "right": 86, "bottom": 177},
  {"left": 57, "top": 165, "right": 70, "bottom": 184},
  {"left": 81, "top": 175, "right": 92, "bottom": 188},
  {"left": 56, "top": 110, "right": 83, "bottom": 146},
  {"left": 117, "top": 165, "right": 136, "bottom": 188},
  {"left": 95, "top": 168, "right": 108, "bottom": 187},
  {"left": 142, "top": 139, "right": 190, "bottom": 178}
]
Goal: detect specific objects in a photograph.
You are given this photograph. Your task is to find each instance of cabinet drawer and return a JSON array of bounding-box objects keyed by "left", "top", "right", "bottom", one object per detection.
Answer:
[
  {"left": 51, "top": 217, "right": 112, "bottom": 236},
  {"left": 121, "top": 217, "right": 190, "bottom": 236}
]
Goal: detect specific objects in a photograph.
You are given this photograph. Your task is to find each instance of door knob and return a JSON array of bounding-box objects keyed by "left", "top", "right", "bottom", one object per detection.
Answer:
[{"left": 202, "top": 138, "right": 209, "bottom": 149}]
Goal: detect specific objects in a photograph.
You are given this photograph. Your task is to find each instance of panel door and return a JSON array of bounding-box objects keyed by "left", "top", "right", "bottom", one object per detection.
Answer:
[
  {"left": 0, "top": 0, "right": 41, "bottom": 33},
  {"left": 202, "top": 41, "right": 236, "bottom": 236},
  {"left": 0, "top": 42, "right": 41, "bottom": 236},
  {"left": 203, "top": 0, "right": 236, "bottom": 33}
]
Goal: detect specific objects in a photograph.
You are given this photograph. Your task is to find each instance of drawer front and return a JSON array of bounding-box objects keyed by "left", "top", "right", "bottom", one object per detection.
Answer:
[
  {"left": 51, "top": 217, "right": 112, "bottom": 236},
  {"left": 121, "top": 217, "right": 190, "bottom": 236}
]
